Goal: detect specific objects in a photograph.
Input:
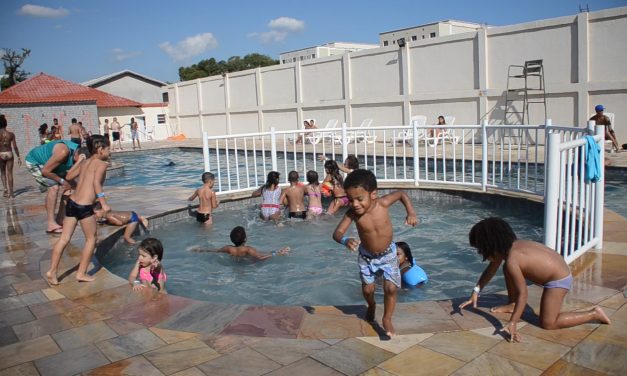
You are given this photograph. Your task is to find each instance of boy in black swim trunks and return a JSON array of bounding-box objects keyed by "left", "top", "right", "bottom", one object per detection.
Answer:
[
  {"left": 188, "top": 172, "right": 219, "bottom": 225},
  {"left": 280, "top": 170, "right": 307, "bottom": 219},
  {"left": 46, "top": 135, "right": 111, "bottom": 285}
]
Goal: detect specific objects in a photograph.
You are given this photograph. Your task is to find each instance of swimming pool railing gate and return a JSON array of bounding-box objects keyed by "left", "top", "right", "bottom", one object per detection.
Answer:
[{"left": 201, "top": 120, "right": 605, "bottom": 264}]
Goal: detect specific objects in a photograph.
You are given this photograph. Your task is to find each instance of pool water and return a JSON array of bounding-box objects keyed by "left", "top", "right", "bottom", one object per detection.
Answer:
[
  {"left": 100, "top": 191, "right": 544, "bottom": 306},
  {"left": 107, "top": 149, "right": 626, "bottom": 217}
]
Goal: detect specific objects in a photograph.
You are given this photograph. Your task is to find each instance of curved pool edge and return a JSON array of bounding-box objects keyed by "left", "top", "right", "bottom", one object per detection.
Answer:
[{"left": 85, "top": 183, "right": 620, "bottom": 339}]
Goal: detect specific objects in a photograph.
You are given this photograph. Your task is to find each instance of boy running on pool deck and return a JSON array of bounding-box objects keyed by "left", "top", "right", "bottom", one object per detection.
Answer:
[
  {"left": 195, "top": 226, "right": 290, "bottom": 260},
  {"left": 46, "top": 135, "right": 111, "bottom": 285},
  {"left": 333, "top": 169, "right": 418, "bottom": 337},
  {"left": 459, "top": 217, "right": 611, "bottom": 342},
  {"left": 280, "top": 170, "right": 307, "bottom": 219},
  {"left": 94, "top": 202, "right": 148, "bottom": 244},
  {"left": 188, "top": 172, "right": 219, "bottom": 224}
]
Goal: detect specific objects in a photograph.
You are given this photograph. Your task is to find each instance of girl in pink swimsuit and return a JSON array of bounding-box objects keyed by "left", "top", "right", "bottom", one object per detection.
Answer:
[
  {"left": 128, "top": 238, "right": 167, "bottom": 292},
  {"left": 306, "top": 170, "right": 323, "bottom": 218}
]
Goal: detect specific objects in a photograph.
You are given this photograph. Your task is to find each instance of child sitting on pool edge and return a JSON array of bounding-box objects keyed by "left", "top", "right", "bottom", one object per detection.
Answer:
[
  {"left": 280, "top": 170, "right": 307, "bottom": 219},
  {"left": 188, "top": 172, "right": 219, "bottom": 225},
  {"left": 194, "top": 226, "right": 290, "bottom": 260},
  {"left": 333, "top": 169, "right": 418, "bottom": 337},
  {"left": 128, "top": 238, "right": 167, "bottom": 293},
  {"left": 459, "top": 217, "right": 610, "bottom": 343}
]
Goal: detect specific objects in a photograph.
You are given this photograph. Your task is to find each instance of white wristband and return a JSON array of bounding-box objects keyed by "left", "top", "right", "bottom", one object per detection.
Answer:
[{"left": 473, "top": 286, "right": 481, "bottom": 294}]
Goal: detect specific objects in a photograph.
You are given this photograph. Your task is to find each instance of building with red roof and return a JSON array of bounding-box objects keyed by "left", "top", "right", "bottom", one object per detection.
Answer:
[{"left": 0, "top": 73, "right": 162, "bottom": 152}]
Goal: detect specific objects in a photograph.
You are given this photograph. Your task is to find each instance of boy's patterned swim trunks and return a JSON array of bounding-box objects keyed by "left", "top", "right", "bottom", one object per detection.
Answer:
[{"left": 357, "top": 242, "right": 401, "bottom": 287}]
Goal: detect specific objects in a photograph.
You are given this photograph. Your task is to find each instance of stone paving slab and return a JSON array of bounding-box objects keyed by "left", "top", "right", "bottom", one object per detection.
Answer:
[{"left": 0, "top": 140, "right": 625, "bottom": 375}]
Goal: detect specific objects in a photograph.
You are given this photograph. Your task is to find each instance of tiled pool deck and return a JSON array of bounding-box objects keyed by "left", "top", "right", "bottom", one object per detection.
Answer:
[{"left": 1, "top": 140, "right": 626, "bottom": 376}]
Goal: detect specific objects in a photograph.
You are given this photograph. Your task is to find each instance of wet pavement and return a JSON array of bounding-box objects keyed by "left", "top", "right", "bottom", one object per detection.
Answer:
[{"left": 0, "top": 140, "right": 625, "bottom": 375}]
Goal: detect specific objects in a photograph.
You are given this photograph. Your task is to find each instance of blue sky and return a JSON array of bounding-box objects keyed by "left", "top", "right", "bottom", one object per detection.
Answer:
[{"left": 1, "top": 0, "right": 625, "bottom": 84}]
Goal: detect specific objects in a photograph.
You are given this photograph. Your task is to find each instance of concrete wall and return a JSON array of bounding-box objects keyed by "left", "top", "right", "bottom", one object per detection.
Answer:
[
  {"left": 0, "top": 103, "right": 98, "bottom": 153},
  {"left": 167, "top": 7, "right": 627, "bottom": 143}
]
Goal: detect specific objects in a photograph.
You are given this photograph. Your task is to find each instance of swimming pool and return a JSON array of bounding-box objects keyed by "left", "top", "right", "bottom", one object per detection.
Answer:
[
  {"left": 107, "top": 148, "right": 626, "bottom": 217},
  {"left": 100, "top": 190, "right": 544, "bottom": 306}
]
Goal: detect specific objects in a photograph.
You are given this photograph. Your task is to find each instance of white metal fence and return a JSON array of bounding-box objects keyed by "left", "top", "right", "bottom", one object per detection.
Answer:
[{"left": 201, "top": 120, "right": 605, "bottom": 264}]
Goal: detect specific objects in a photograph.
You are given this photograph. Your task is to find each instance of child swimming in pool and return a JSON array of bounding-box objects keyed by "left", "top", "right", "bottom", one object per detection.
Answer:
[
  {"left": 333, "top": 169, "right": 418, "bottom": 337},
  {"left": 195, "top": 226, "right": 290, "bottom": 260},
  {"left": 324, "top": 160, "right": 348, "bottom": 215},
  {"left": 395, "top": 241, "right": 414, "bottom": 277},
  {"left": 252, "top": 171, "right": 282, "bottom": 221},
  {"left": 280, "top": 171, "right": 307, "bottom": 219},
  {"left": 305, "top": 170, "right": 323, "bottom": 218},
  {"left": 188, "top": 172, "right": 219, "bottom": 225},
  {"left": 128, "top": 238, "right": 167, "bottom": 292},
  {"left": 94, "top": 202, "right": 148, "bottom": 244},
  {"left": 459, "top": 217, "right": 611, "bottom": 343}
]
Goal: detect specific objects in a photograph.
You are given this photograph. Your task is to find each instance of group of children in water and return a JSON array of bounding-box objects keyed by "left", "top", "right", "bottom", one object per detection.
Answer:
[{"left": 42, "top": 136, "right": 610, "bottom": 340}]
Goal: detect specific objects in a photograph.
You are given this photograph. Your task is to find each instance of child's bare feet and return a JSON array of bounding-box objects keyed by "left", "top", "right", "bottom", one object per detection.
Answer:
[
  {"left": 594, "top": 306, "right": 611, "bottom": 325},
  {"left": 382, "top": 317, "right": 395, "bottom": 337},
  {"left": 45, "top": 271, "right": 59, "bottom": 286},
  {"left": 490, "top": 302, "right": 516, "bottom": 313},
  {"left": 76, "top": 274, "right": 96, "bottom": 282},
  {"left": 366, "top": 304, "right": 376, "bottom": 323}
]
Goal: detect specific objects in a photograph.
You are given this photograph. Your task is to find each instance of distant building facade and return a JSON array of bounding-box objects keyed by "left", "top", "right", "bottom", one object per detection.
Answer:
[
  {"left": 379, "top": 20, "right": 483, "bottom": 46},
  {"left": 279, "top": 42, "right": 379, "bottom": 64},
  {"left": 82, "top": 70, "right": 168, "bottom": 104}
]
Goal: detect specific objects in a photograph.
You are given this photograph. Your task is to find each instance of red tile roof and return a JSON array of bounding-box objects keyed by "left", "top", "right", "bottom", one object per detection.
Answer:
[{"left": 0, "top": 73, "right": 142, "bottom": 107}]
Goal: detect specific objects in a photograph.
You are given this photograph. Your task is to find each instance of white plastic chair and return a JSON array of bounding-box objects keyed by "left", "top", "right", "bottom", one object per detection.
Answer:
[
  {"left": 353, "top": 119, "right": 376, "bottom": 143},
  {"left": 441, "top": 116, "right": 460, "bottom": 144},
  {"left": 306, "top": 119, "right": 338, "bottom": 144},
  {"left": 394, "top": 115, "right": 427, "bottom": 144}
]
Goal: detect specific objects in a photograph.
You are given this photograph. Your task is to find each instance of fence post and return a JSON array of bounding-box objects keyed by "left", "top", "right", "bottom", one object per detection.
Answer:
[
  {"left": 341, "top": 122, "right": 348, "bottom": 162},
  {"left": 481, "top": 120, "right": 488, "bottom": 192},
  {"left": 202, "top": 132, "right": 210, "bottom": 172},
  {"left": 594, "top": 124, "right": 605, "bottom": 249},
  {"left": 270, "top": 127, "right": 278, "bottom": 172},
  {"left": 544, "top": 132, "right": 561, "bottom": 251},
  {"left": 413, "top": 120, "right": 419, "bottom": 186}
]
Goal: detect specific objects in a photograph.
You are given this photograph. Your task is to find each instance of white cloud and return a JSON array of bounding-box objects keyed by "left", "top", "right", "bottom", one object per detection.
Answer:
[
  {"left": 111, "top": 48, "right": 142, "bottom": 62},
  {"left": 18, "top": 4, "right": 70, "bottom": 18},
  {"left": 159, "top": 32, "right": 218, "bottom": 61},
  {"left": 268, "top": 17, "right": 304, "bottom": 32},
  {"left": 249, "top": 17, "right": 304, "bottom": 44},
  {"left": 247, "top": 30, "right": 288, "bottom": 44}
]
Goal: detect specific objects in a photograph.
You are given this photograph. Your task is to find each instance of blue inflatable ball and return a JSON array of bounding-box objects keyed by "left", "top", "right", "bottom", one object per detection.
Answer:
[{"left": 402, "top": 258, "right": 428, "bottom": 286}]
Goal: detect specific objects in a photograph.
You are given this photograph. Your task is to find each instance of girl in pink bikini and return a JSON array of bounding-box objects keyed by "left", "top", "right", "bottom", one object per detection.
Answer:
[
  {"left": 305, "top": 170, "right": 323, "bottom": 218},
  {"left": 128, "top": 238, "right": 167, "bottom": 292}
]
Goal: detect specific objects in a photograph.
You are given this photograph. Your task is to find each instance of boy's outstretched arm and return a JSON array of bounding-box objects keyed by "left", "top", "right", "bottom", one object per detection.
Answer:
[
  {"left": 249, "top": 246, "right": 290, "bottom": 260},
  {"left": 333, "top": 213, "right": 359, "bottom": 251},
  {"left": 459, "top": 259, "right": 502, "bottom": 309},
  {"left": 187, "top": 190, "right": 198, "bottom": 201},
  {"left": 379, "top": 191, "right": 418, "bottom": 226}
]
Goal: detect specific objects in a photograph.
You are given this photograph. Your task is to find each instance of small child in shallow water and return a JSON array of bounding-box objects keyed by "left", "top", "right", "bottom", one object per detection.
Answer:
[{"left": 128, "top": 238, "right": 167, "bottom": 292}]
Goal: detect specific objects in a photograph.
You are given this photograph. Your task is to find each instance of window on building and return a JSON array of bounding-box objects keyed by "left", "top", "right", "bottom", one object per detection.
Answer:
[
  {"left": 162, "top": 92, "right": 169, "bottom": 102},
  {"left": 300, "top": 56, "right": 304, "bottom": 60},
  {"left": 430, "top": 32, "right": 436, "bottom": 38},
  {"left": 311, "top": 54, "right": 316, "bottom": 58},
  {"left": 383, "top": 41, "right": 388, "bottom": 46},
  {"left": 411, "top": 35, "right": 417, "bottom": 41},
  {"left": 157, "top": 114, "right": 166, "bottom": 124},
  {"left": 392, "top": 40, "right": 396, "bottom": 44},
  {"left": 422, "top": 35, "right": 425, "bottom": 39}
]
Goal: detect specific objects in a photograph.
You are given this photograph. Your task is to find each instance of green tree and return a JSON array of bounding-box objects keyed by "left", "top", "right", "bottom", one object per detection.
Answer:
[
  {"left": 178, "top": 53, "right": 278, "bottom": 81},
  {"left": 1, "top": 48, "right": 31, "bottom": 90}
]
